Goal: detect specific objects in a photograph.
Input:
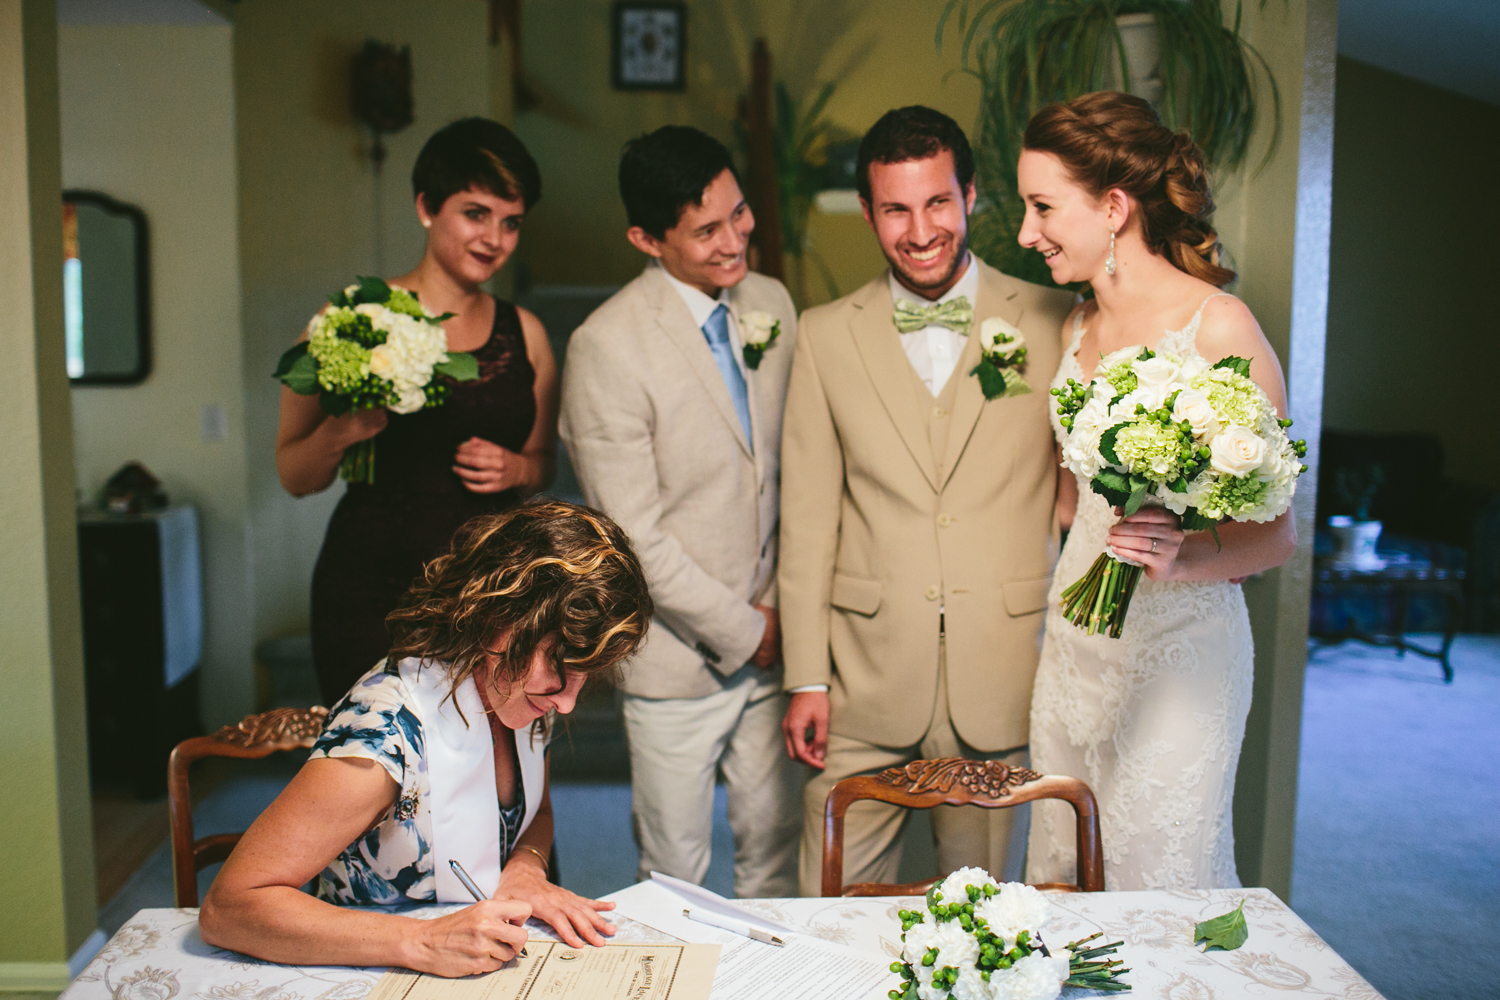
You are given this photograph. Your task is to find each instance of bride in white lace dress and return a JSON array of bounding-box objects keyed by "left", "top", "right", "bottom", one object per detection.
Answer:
[{"left": 1013, "top": 93, "right": 1297, "bottom": 890}]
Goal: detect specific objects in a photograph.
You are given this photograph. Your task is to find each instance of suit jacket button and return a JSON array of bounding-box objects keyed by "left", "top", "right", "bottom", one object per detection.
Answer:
[
  {"left": 937, "top": 513, "right": 953, "bottom": 528},
  {"left": 925, "top": 585, "right": 940, "bottom": 601}
]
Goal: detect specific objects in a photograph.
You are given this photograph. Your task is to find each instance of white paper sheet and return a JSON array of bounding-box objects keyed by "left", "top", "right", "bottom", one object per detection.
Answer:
[{"left": 602, "top": 881, "right": 894, "bottom": 1000}]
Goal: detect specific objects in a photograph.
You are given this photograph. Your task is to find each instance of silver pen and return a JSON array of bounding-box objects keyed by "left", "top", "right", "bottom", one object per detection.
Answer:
[
  {"left": 683, "top": 907, "right": 786, "bottom": 946},
  {"left": 450, "top": 859, "right": 527, "bottom": 958}
]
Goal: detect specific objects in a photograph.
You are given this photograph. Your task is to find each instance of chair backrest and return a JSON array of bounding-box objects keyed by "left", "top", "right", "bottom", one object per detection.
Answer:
[
  {"left": 167, "top": 706, "right": 327, "bottom": 907},
  {"left": 821, "top": 757, "right": 1104, "bottom": 897}
]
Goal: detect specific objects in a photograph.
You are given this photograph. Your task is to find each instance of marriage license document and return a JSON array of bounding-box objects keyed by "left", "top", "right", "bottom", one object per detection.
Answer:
[{"left": 365, "top": 942, "right": 720, "bottom": 1000}]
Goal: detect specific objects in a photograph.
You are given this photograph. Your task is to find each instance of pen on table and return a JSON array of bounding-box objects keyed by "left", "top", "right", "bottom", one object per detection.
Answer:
[
  {"left": 450, "top": 859, "right": 527, "bottom": 958},
  {"left": 683, "top": 908, "right": 785, "bottom": 946}
]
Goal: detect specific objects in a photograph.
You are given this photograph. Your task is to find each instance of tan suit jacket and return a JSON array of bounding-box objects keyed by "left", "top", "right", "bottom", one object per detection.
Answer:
[
  {"left": 560, "top": 265, "right": 797, "bottom": 699},
  {"left": 779, "top": 258, "right": 1075, "bottom": 751}
]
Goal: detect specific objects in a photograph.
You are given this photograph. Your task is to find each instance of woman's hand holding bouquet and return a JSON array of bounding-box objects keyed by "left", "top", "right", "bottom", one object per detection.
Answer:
[
  {"left": 276, "top": 277, "right": 478, "bottom": 483},
  {"left": 1051, "top": 347, "right": 1307, "bottom": 637}
]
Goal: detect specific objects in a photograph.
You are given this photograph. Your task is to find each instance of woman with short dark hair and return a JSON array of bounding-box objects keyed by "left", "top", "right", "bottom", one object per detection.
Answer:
[
  {"left": 276, "top": 118, "right": 560, "bottom": 703},
  {"left": 199, "top": 501, "right": 653, "bottom": 975}
]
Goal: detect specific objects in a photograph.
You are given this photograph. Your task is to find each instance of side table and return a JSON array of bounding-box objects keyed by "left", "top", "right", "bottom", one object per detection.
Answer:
[{"left": 1311, "top": 554, "right": 1464, "bottom": 682}]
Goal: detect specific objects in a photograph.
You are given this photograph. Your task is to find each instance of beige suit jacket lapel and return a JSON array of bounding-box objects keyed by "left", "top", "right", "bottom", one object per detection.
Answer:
[
  {"left": 940, "top": 260, "right": 1026, "bottom": 490},
  {"left": 848, "top": 277, "right": 939, "bottom": 492},
  {"left": 725, "top": 292, "right": 766, "bottom": 483},
  {"left": 644, "top": 267, "right": 754, "bottom": 462}
]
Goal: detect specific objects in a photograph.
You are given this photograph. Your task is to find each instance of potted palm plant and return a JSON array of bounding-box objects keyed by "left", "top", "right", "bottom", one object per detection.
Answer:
[{"left": 938, "top": 0, "right": 1281, "bottom": 286}]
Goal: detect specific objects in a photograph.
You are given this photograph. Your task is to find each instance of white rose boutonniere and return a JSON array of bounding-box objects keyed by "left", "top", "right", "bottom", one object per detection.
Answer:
[
  {"left": 738, "top": 310, "right": 781, "bottom": 370},
  {"left": 971, "top": 316, "right": 1031, "bottom": 400}
]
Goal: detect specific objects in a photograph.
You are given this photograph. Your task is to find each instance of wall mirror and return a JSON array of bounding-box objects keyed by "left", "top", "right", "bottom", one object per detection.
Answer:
[{"left": 63, "top": 190, "right": 151, "bottom": 384}]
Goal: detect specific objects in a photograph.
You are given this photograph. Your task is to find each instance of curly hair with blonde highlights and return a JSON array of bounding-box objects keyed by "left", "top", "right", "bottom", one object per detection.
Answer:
[
  {"left": 385, "top": 499, "right": 652, "bottom": 708},
  {"left": 1024, "top": 91, "right": 1235, "bottom": 287}
]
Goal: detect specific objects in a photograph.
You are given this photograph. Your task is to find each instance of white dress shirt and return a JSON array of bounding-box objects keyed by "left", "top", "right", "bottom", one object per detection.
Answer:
[
  {"left": 661, "top": 265, "right": 740, "bottom": 345},
  {"left": 890, "top": 254, "right": 978, "bottom": 396}
]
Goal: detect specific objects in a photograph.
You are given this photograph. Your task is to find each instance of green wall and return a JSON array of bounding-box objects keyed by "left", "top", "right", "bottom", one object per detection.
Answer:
[
  {"left": 0, "top": 0, "right": 99, "bottom": 985},
  {"left": 1324, "top": 56, "right": 1500, "bottom": 488}
]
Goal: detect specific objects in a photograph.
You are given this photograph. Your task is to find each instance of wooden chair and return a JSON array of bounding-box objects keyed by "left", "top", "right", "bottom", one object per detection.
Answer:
[
  {"left": 821, "top": 757, "right": 1104, "bottom": 897},
  {"left": 168, "top": 706, "right": 328, "bottom": 907}
]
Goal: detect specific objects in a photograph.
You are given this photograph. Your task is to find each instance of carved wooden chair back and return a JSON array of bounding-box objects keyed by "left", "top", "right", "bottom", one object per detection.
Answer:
[
  {"left": 167, "top": 706, "right": 328, "bottom": 907},
  {"left": 821, "top": 757, "right": 1104, "bottom": 897}
]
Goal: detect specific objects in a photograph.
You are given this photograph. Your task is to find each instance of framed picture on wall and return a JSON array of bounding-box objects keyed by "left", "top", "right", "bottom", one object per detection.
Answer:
[{"left": 612, "top": 2, "right": 686, "bottom": 91}]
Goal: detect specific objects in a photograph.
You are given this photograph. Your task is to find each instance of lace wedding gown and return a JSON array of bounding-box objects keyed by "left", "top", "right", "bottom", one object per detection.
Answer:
[{"left": 1025, "top": 295, "right": 1254, "bottom": 890}]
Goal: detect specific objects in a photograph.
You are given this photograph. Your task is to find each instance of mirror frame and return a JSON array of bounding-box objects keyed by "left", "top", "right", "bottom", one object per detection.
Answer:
[{"left": 63, "top": 189, "right": 153, "bottom": 385}]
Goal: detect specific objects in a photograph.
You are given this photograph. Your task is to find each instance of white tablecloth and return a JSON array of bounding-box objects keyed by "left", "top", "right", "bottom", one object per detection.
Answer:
[{"left": 64, "top": 889, "right": 1383, "bottom": 1000}]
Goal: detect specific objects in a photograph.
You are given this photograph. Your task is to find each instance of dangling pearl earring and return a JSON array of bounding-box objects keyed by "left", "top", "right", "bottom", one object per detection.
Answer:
[{"left": 1105, "top": 228, "right": 1117, "bottom": 276}]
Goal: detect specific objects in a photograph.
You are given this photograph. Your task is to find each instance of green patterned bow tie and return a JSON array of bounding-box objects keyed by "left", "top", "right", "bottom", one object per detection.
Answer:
[{"left": 892, "top": 295, "right": 974, "bottom": 334}]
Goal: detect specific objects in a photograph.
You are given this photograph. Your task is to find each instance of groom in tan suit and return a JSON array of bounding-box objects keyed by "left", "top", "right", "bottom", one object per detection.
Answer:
[
  {"left": 561, "top": 127, "right": 801, "bottom": 896},
  {"left": 780, "top": 107, "right": 1074, "bottom": 894}
]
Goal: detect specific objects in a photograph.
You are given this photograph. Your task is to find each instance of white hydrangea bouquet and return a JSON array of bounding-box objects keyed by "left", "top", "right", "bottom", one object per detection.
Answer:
[
  {"left": 891, "top": 868, "right": 1129, "bottom": 1000},
  {"left": 275, "top": 277, "right": 478, "bottom": 483},
  {"left": 1051, "top": 347, "right": 1308, "bottom": 637}
]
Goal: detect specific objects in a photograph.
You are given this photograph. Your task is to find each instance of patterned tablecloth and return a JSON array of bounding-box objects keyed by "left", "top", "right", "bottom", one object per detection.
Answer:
[{"left": 63, "top": 888, "right": 1382, "bottom": 1000}]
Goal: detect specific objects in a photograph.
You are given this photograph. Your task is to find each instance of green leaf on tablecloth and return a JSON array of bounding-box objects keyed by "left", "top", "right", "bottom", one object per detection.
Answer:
[{"left": 1194, "top": 900, "right": 1248, "bottom": 951}]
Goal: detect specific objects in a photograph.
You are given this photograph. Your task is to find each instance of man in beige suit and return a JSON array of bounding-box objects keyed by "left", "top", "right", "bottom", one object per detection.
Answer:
[
  {"left": 780, "top": 107, "right": 1074, "bottom": 894},
  {"left": 561, "top": 127, "right": 801, "bottom": 897}
]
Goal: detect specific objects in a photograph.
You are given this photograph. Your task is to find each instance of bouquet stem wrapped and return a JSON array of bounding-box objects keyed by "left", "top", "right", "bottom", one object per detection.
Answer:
[
  {"left": 1059, "top": 553, "right": 1144, "bottom": 638},
  {"left": 275, "top": 277, "right": 477, "bottom": 484},
  {"left": 1052, "top": 348, "right": 1307, "bottom": 638}
]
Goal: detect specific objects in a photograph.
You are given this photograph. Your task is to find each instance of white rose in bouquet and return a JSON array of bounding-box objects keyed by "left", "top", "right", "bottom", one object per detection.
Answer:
[
  {"left": 1172, "top": 387, "right": 1220, "bottom": 439},
  {"left": 1209, "top": 426, "right": 1268, "bottom": 477},
  {"left": 1060, "top": 394, "right": 1112, "bottom": 479},
  {"left": 1132, "top": 354, "right": 1182, "bottom": 409},
  {"left": 974, "top": 883, "right": 1052, "bottom": 951}
]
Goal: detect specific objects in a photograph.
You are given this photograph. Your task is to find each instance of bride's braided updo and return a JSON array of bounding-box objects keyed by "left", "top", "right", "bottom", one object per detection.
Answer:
[{"left": 1023, "top": 91, "right": 1235, "bottom": 287}]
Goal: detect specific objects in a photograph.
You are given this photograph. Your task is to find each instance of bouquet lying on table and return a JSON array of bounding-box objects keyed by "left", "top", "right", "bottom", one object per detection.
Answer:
[
  {"left": 274, "top": 277, "right": 478, "bottom": 484},
  {"left": 1051, "top": 347, "right": 1307, "bottom": 637},
  {"left": 891, "top": 868, "right": 1129, "bottom": 1000}
]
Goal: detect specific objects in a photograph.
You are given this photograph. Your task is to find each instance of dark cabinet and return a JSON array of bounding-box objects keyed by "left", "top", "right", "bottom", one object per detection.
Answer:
[{"left": 77, "top": 506, "right": 203, "bottom": 797}]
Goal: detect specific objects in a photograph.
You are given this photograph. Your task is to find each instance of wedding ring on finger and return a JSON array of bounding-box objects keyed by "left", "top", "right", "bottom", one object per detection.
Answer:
[{"left": 1150, "top": 537, "right": 1158, "bottom": 553}]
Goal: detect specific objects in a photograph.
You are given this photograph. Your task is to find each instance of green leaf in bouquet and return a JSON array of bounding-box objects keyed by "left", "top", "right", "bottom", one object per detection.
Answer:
[
  {"left": 319, "top": 391, "right": 353, "bottom": 417},
  {"left": 1179, "top": 508, "right": 1214, "bottom": 532},
  {"left": 431, "top": 311, "right": 457, "bottom": 322},
  {"left": 1212, "top": 356, "right": 1253, "bottom": 378},
  {"left": 1123, "top": 487, "right": 1149, "bottom": 516},
  {"left": 355, "top": 275, "right": 392, "bottom": 304},
  {"left": 273, "top": 343, "right": 321, "bottom": 395},
  {"left": 1099, "top": 423, "right": 1126, "bottom": 467},
  {"left": 433, "top": 351, "right": 480, "bottom": 382},
  {"left": 1193, "top": 900, "right": 1248, "bottom": 952},
  {"left": 1091, "top": 469, "right": 1133, "bottom": 508},
  {"left": 1168, "top": 475, "right": 1190, "bottom": 494}
]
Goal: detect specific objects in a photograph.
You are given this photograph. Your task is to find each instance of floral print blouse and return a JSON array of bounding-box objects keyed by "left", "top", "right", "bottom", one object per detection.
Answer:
[{"left": 309, "top": 661, "right": 527, "bottom": 905}]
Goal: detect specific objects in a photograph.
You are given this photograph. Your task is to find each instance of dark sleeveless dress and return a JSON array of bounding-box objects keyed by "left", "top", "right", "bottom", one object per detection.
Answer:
[{"left": 310, "top": 299, "right": 537, "bottom": 703}]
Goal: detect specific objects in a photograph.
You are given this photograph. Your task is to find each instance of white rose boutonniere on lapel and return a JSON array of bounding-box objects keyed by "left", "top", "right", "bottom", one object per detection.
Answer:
[
  {"left": 738, "top": 310, "right": 781, "bottom": 370},
  {"left": 971, "top": 316, "right": 1032, "bottom": 400}
]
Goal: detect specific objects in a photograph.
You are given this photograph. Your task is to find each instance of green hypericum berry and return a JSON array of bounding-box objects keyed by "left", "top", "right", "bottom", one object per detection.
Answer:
[{"left": 923, "top": 948, "right": 937, "bottom": 967}]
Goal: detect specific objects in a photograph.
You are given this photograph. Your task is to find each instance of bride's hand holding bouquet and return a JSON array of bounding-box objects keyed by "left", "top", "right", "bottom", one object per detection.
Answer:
[{"left": 1051, "top": 346, "right": 1307, "bottom": 637}]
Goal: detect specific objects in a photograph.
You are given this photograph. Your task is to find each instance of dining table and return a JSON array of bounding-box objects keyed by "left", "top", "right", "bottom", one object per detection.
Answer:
[{"left": 62, "top": 887, "right": 1384, "bottom": 1000}]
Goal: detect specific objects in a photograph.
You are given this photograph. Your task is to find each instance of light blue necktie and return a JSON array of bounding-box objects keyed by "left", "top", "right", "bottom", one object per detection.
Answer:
[{"left": 702, "top": 303, "right": 753, "bottom": 449}]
